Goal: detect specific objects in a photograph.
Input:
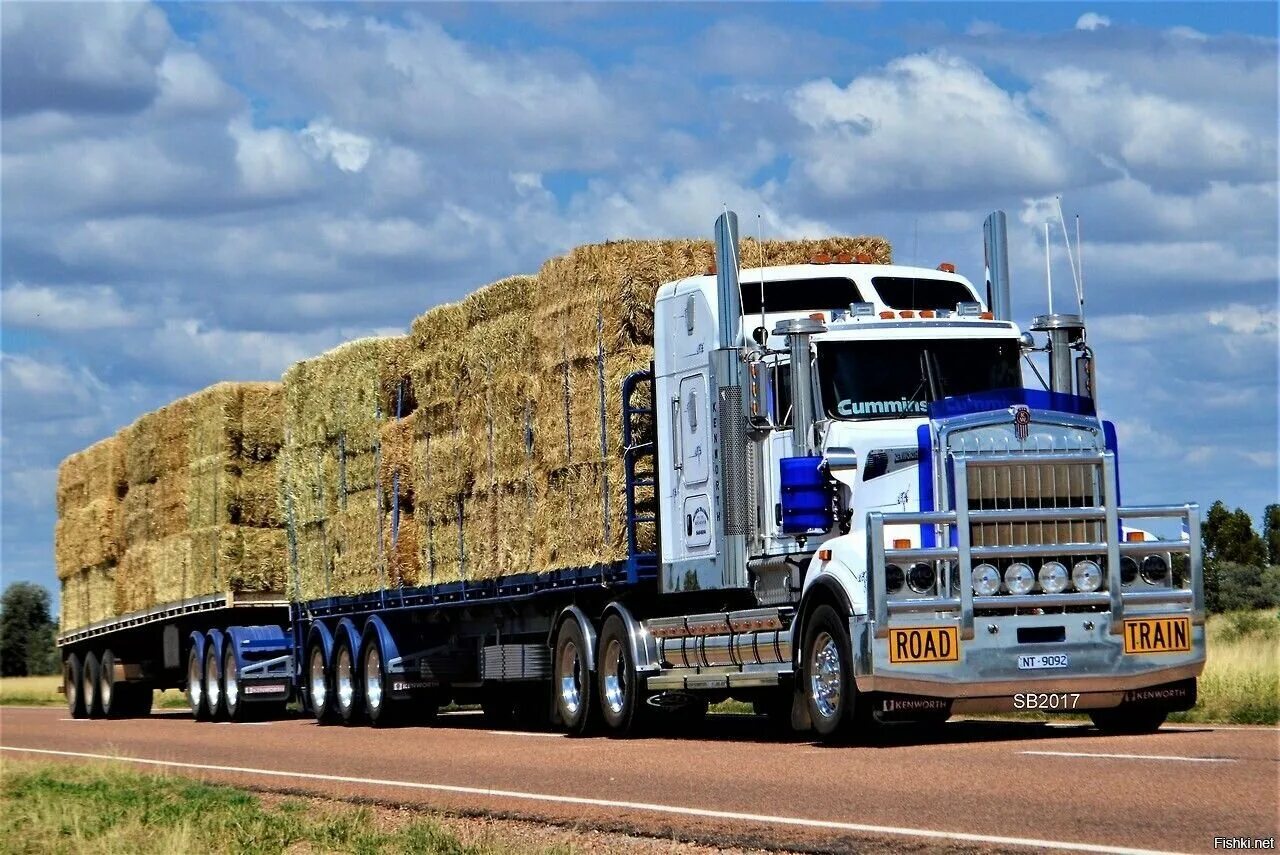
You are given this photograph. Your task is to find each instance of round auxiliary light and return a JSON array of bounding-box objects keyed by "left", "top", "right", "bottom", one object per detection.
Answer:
[
  {"left": 907, "top": 562, "right": 936, "bottom": 594},
  {"left": 1072, "top": 559, "right": 1104, "bottom": 593},
  {"left": 885, "top": 563, "right": 905, "bottom": 594},
  {"left": 1141, "top": 554, "right": 1170, "bottom": 585},
  {"left": 1120, "top": 555, "right": 1140, "bottom": 586},
  {"left": 972, "top": 564, "right": 1001, "bottom": 597},
  {"left": 1004, "top": 563, "right": 1035, "bottom": 595},
  {"left": 1038, "top": 561, "right": 1069, "bottom": 595}
]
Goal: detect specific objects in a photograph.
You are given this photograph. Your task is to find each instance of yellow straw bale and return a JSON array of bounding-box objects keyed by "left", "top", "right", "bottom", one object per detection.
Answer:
[
  {"left": 56, "top": 436, "right": 125, "bottom": 514},
  {"left": 54, "top": 498, "right": 120, "bottom": 578}
]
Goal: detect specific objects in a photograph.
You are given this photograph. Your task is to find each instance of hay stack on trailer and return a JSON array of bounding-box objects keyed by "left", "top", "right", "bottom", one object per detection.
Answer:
[
  {"left": 281, "top": 236, "right": 889, "bottom": 600},
  {"left": 56, "top": 383, "right": 286, "bottom": 631},
  {"left": 55, "top": 437, "right": 126, "bottom": 631}
]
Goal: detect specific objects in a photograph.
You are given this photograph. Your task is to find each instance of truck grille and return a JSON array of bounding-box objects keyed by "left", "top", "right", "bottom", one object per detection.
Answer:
[{"left": 951, "top": 425, "right": 1103, "bottom": 548}]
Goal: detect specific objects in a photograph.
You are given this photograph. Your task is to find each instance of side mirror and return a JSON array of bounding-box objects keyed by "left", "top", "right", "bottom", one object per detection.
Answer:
[{"left": 1019, "top": 332, "right": 1035, "bottom": 351}]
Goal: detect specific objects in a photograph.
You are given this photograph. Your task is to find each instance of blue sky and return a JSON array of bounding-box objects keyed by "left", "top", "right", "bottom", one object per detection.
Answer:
[{"left": 2, "top": 2, "right": 1277, "bottom": 601}]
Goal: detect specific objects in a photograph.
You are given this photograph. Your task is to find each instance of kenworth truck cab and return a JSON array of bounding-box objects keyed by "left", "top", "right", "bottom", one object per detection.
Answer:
[{"left": 643, "top": 211, "right": 1202, "bottom": 741}]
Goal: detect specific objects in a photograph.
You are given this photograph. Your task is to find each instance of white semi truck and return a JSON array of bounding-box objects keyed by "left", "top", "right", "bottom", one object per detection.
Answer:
[{"left": 60, "top": 210, "right": 1204, "bottom": 741}]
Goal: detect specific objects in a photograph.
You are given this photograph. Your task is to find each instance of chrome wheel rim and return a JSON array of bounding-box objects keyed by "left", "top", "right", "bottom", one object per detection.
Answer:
[
  {"left": 602, "top": 638, "right": 627, "bottom": 716},
  {"left": 364, "top": 645, "right": 383, "bottom": 714},
  {"left": 205, "top": 650, "right": 220, "bottom": 712},
  {"left": 82, "top": 665, "right": 95, "bottom": 712},
  {"left": 558, "top": 639, "right": 582, "bottom": 717},
  {"left": 187, "top": 652, "right": 203, "bottom": 711},
  {"left": 809, "top": 632, "right": 842, "bottom": 720},
  {"left": 224, "top": 653, "right": 239, "bottom": 713},
  {"left": 336, "top": 647, "right": 355, "bottom": 713},
  {"left": 308, "top": 648, "right": 327, "bottom": 714}
]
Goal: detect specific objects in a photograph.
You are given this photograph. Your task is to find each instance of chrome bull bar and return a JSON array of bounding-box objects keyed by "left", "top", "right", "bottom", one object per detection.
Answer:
[{"left": 868, "top": 451, "right": 1202, "bottom": 640}]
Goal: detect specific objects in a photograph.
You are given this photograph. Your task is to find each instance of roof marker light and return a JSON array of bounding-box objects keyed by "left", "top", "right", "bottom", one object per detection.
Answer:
[
  {"left": 835, "top": 252, "right": 853, "bottom": 263},
  {"left": 937, "top": 262, "right": 956, "bottom": 273},
  {"left": 809, "top": 312, "right": 826, "bottom": 322},
  {"left": 919, "top": 310, "right": 935, "bottom": 318},
  {"left": 899, "top": 310, "right": 915, "bottom": 319},
  {"left": 855, "top": 253, "right": 872, "bottom": 264},
  {"left": 879, "top": 311, "right": 895, "bottom": 319},
  {"left": 979, "top": 311, "right": 994, "bottom": 320},
  {"left": 810, "top": 253, "right": 832, "bottom": 265}
]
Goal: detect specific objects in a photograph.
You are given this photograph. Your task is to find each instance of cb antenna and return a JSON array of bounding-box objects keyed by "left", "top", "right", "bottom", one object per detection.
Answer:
[
  {"left": 1044, "top": 222, "right": 1054, "bottom": 315},
  {"left": 1055, "top": 195, "right": 1084, "bottom": 315}
]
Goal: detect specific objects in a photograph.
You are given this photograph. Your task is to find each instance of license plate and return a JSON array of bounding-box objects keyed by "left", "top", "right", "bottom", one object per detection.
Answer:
[
  {"left": 1018, "top": 653, "right": 1069, "bottom": 670},
  {"left": 888, "top": 626, "right": 959, "bottom": 663},
  {"left": 1123, "top": 616, "right": 1191, "bottom": 654}
]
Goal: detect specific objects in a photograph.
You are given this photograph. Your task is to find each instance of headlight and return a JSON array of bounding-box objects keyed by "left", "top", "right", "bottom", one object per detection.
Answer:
[
  {"left": 1038, "top": 561, "right": 1069, "bottom": 594},
  {"left": 1004, "top": 563, "right": 1035, "bottom": 595},
  {"left": 972, "top": 563, "right": 1000, "bottom": 596},
  {"left": 907, "top": 562, "right": 935, "bottom": 594},
  {"left": 885, "top": 563, "right": 904, "bottom": 594},
  {"left": 1072, "top": 559, "right": 1103, "bottom": 593},
  {"left": 1141, "top": 554, "right": 1170, "bottom": 585},
  {"left": 1120, "top": 556, "right": 1140, "bottom": 586}
]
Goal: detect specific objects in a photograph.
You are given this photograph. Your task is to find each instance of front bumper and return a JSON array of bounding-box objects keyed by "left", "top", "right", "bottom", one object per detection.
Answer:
[{"left": 853, "top": 611, "right": 1205, "bottom": 706}]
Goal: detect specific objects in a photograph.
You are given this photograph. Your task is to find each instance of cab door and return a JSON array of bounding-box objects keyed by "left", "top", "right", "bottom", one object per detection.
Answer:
[{"left": 675, "top": 373, "right": 712, "bottom": 553}]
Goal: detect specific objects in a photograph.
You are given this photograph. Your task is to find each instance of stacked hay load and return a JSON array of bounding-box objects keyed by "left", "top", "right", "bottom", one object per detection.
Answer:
[
  {"left": 54, "top": 437, "right": 126, "bottom": 631},
  {"left": 281, "top": 337, "right": 409, "bottom": 601}
]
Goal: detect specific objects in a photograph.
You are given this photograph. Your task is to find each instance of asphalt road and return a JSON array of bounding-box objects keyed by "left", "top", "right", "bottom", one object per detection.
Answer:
[{"left": 2, "top": 706, "right": 1276, "bottom": 854}]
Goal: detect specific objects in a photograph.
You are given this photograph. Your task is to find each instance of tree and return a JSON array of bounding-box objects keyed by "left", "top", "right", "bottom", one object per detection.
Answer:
[
  {"left": 1203, "top": 501, "right": 1267, "bottom": 566},
  {"left": 0, "top": 582, "right": 58, "bottom": 677},
  {"left": 1264, "top": 504, "right": 1280, "bottom": 567}
]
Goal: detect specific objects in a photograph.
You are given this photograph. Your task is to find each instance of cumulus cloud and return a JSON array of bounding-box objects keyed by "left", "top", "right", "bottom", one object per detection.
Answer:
[
  {"left": 1, "top": 283, "right": 137, "bottom": 331},
  {"left": 1075, "top": 13, "right": 1111, "bottom": 31},
  {"left": 789, "top": 53, "right": 1080, "bottom": 204},
  {"left": 301, "top": 117, "right": 373, "bottom": 173}
]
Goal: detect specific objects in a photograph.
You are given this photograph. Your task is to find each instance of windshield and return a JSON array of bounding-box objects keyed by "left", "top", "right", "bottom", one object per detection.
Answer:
[
  {"left": 872, "top": 277, "right": 977, "bottom": 310},
  {"left": 817, "top": 338, "right": 1023, "bottom": 420}
]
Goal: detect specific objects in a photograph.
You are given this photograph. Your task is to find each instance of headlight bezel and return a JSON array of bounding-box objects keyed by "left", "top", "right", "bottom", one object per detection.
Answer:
[
  {"left": 1038, "top": 561, "right": 1069, "bottom": 594},
  {"left": 1072, "top": 559, "right": 1104, "bottom": 593},
  {"left": 972, "top": 563, "right": 1001, "bottom": 596},
  {"left": 1140, "top": 554, "right": 1170, "bottom": 586},
  {"left": 906, "top": 562, "right": 936, "bottom": 595},
  {"left": 1004, "top": 562, "right": 1035, "bottom": 595}
]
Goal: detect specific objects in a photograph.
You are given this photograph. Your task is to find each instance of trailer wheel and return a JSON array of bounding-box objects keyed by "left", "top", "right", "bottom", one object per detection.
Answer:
[
  {"left": 64, "top": 653, "right": 86, "bottom": 719},
  {"left": 597, "top": 615, "right": 650, "bottom": 736},
  {"left": 332, "top": 636, "right": 363, "bottom": 725},
  {"left": 553, "top": 618, "right": 595, "bottom": 735},
  {"left": 223, "top": 645, "right": 244, "bottom": 721},
  {"left": 204, "top": 643, "right": 224, "bottom": 720},
  {"left": 362, "top": 638, "right": 401, "bottom": 727},
  {"left": 186, "top": 645, "right": 208, "bottom": 720},
  {"left": 99, "top": 649, "right": 121, "bottom": 718},
  {"left": 306, "top": 642, "right": 336, "bottom": 725},
  {"left": 802, "top": 604, "right": 869, "bottom": 744},
  {"left": 82, "top": 651, "right": 103, "bottom": 718},
  {"left": 1090, "top": 707, "right": 1167, "bottom": 735}
]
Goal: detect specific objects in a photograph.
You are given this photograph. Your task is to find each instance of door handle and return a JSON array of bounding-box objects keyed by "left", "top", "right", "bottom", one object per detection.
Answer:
[
  {"left": 686, "top": 514, "right": 693, "bottom": 536},
  {"left": 671, "top": 397, "right": 682, "bottom": 472}
]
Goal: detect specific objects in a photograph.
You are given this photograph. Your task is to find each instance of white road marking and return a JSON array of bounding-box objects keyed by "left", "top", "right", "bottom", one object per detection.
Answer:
[
  {"left": 57, "top": 719, "right": 92, "bottom": 723},
  {"left": 1022, "top": 750, "right": 1235, "bottom": 763},
  {"left": 1, "top": 745, "right": 1187, "bottom": 855},
  {"left": 485, "top": 730, "right": 561, "bottom": 738}
]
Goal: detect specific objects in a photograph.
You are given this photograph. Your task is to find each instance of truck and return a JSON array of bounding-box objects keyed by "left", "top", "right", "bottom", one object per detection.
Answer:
[{"left": 58, "top": 210, "right": 1205, "bottom": 741}]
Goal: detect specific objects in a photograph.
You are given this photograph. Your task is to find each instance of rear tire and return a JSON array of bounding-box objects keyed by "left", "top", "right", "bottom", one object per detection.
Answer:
[
  {"left": 223, "top": 646, "right": 245, "bottom": 722},
  {"left": 204, "top": 643, "right": 224, "bottom": 720},
  {"left": 552, "top": 618, "right": 595, "bottom": 735},
  {"left": 597, "top": 615, "right": 650, "bottom": 737},
  {"left": 1090, "top": 707, "right": 1167, "bottom": 735},
  {"left": 99, "top": 649, "right": 122, "bottom": 718},
  {"left": 802, "top": 604, "right": 869, "bottom": 744},
  {"left": 362, "top": 637, "right": 401, "bottom": 727},
  {"left": 82, "top": 651, "right": 103, "bottom": 718},
  {"left": 332, "top": 636, "right": 363, "bottom": 725},
  {"left": 64, "top": 653, "right": 86, "bottom": 719},
  {"left": 187, "top": 645, "right": 208, "bottom": 720},
  {"left": 306, "top": 641, "right": 336, "bottom": 725}
]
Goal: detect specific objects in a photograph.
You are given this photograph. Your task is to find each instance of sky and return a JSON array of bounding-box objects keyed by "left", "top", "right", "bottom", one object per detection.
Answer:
[{"left": 2, "top": 2, "right": 1277, "bottom": 601}]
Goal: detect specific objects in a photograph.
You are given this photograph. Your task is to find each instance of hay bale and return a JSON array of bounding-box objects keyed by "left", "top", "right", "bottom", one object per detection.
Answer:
[
  {"left": 240, "top": 383, "right": 284, "bottom": 460},
  {"left": 56, "top": 436, "right": 125, "bottom": 515},
  {"left": 85, "top": 565, "right": 117, "bottom": 625},
  {"left": 60, "top": 571, "right": 87, "bottom": 631},
  {"left": 54, "top": 499, "right": 119, "bottom": 577}
]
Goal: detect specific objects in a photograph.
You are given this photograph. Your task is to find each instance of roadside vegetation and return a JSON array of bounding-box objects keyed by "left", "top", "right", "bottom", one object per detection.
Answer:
[
  {"left": 1169, "top": 609, "right": 1279, "bottom": 725},
  {"left": 0, "top": 760, "right": 567, "bottom": 855},
  {"left": 0, "top": 675, "right": 186, "bottom": 710}
]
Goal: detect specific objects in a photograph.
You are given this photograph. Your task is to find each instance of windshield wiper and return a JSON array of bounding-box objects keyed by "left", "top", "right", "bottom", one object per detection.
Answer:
[{"left": 920, "top": 349, "right": 944, "bottom": 402}]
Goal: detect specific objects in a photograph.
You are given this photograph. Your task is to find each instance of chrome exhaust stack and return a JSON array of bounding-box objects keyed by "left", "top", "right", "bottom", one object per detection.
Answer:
[{"left": 983, "top": 210, "right": 1013, "bottom": 321}]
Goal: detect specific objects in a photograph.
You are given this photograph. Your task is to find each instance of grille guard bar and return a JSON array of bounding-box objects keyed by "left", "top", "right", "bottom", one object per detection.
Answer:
[{"left": 868, "top": 451, "right": 1203, "bottom": 640}]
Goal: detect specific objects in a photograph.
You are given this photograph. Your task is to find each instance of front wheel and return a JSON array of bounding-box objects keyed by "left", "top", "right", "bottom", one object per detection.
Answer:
[
  {"left": 802, "top": 604, "right": 868, "bottom": 744},
  {"left": 223, "top": 646, "right": 245, "bottom": 721},
  {"left": 1090, "top": 707, "right": 1167, "bottom": 735},
  {"left": 204, "top": 643, "right": 224, "bottom": 720}
]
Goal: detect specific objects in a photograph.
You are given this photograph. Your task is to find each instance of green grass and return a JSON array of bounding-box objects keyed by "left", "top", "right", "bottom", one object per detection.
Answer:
[
  {"left": 0, "top": 675, "right": 187, "bottom": 710},
  {"left": 1169, "top": 610, "right": 1279, "bottom": 725},
  {"left": 0, "top": 761, "right": 557, "bottom": 855}
]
